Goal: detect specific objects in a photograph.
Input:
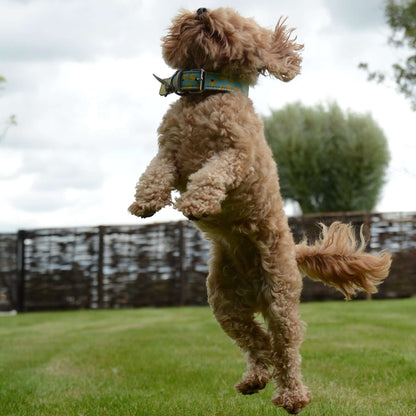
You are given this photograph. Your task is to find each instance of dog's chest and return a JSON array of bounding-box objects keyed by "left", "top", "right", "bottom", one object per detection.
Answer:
[{"left": 159, "top": 96, "right": 238, "bottom": 187}]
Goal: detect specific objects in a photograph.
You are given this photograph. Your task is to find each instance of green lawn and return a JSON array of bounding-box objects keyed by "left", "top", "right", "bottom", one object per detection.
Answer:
[{"left": 1, "top": 299, "right": 415, "bottom": 416}]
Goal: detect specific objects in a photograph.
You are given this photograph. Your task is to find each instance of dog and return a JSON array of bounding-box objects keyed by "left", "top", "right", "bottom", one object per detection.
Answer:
[{"left": 129, "top": 7, "right": 391, "bottom": 414}]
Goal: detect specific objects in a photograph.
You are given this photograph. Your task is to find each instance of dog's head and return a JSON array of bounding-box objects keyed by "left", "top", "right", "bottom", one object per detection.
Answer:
[{"left": 162, "top": 7, "right": 303, "bottom": 85}]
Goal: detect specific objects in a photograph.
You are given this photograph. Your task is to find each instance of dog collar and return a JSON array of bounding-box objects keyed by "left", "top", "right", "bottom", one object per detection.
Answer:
[{"left": 154, "top": 69, "right": 249, "bottom": 97}]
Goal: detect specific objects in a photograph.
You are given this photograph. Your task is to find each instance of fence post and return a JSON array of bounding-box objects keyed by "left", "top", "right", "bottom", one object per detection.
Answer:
[
  {"left": 364, "top": 213, "right": 373, "bottom": 301},
  {"left": 16, "top": 230, "right": 26, "bottom": 312},
  {"left": 178, "top": 221, "right": 187, "bottom": 306},
  {"left": 97, "top": 226, "right": 105, "bottom": 309}
]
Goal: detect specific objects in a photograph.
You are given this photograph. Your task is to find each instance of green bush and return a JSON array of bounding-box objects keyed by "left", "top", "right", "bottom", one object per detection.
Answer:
[{"left": 264, "top": 102, "right": 390, "bottom": 213}]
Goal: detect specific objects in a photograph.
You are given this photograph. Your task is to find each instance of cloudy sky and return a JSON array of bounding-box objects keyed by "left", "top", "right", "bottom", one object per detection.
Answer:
[{"left": 0, "top": 0, "right": 415, "bottom": 232}]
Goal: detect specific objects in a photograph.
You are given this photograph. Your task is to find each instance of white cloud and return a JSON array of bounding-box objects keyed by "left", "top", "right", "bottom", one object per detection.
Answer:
[
  {"left": 24, "top": 151, "right": 102, "bottom": 190},
  {"left": 0, "top": 0, "right": 167, "bottom": 61},
  {"left": 323, "top": 0, "right": 386, "bottom": 30}
]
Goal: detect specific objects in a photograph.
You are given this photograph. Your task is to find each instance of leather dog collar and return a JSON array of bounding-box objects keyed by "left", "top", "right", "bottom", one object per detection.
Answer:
[{"left": 154, "top": 69, "right": 249, "bottom": 97}]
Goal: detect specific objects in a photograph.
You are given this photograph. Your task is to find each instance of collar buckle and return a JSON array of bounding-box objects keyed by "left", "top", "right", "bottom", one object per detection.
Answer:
[
  {"left": 197, "top": 68, "right": 206, "bottom": 92},
  {"left": 175, "top": 69, "right": 205, "bottom": 95}
]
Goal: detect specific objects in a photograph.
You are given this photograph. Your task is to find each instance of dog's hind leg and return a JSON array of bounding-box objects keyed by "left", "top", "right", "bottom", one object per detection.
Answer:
[
  {"left": 208, "top": 284, "right": 272, "bottom": 395},
  {"left": 207, "top": 243, "right": 272, "bottom": 395},
  {"left": 260, "top": 228, "right": 312, "bottom": 414}
]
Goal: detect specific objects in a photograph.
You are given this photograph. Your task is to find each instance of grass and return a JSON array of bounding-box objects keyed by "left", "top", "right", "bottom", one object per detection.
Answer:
[{"left": 1, "top": 299, "right": 415, "bottom": 416}]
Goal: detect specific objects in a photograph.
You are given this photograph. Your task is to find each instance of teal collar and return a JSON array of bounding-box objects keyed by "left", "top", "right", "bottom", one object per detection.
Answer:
[{"left": 154, "top": 69, "right": 249, "bottom": 97}]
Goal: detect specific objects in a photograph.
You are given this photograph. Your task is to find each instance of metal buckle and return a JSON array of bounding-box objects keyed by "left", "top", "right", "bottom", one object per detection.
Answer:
[
  {"left": 154, "top": 69, "right": 207, "bottom": 96},
  {"left": 198, "top": 68, "right": 206, "bottom": 92},
  {"left": 177, "top": 69, "right": 206, "bottom": 95}
]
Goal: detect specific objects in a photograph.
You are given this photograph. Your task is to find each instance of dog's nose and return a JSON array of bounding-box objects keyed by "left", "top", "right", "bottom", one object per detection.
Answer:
[{"left": 197, "top": 8, "right": 208, "bottom": 16}]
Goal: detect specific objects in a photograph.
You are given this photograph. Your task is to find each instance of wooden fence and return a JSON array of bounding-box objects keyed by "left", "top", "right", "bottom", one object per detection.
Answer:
[{"left": 0, "top": 212, "right": 415, "bottom": 311}]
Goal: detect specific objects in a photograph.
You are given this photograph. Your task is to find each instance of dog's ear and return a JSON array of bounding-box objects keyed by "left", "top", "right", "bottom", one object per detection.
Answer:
[{"left": 259, "top": 18, "right": 303, "bottom": 82}]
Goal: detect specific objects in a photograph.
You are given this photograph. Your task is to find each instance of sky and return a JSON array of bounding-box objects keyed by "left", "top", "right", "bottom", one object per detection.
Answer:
[{"left": 0, "top": 0, "right": 415, "bottom": 232}]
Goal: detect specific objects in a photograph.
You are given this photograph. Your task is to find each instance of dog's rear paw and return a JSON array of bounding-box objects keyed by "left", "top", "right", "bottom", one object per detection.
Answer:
[
  {"left": 271, "top": 386, "right": 311, "bottom": 414},
  {"left": 235, "top": 372, "right": 270, "bottom": 395}
]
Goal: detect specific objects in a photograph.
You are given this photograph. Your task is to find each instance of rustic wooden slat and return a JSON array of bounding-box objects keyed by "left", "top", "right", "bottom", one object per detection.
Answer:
[{"left": 0, "top": 212, "right": 415, "bottom": 311}]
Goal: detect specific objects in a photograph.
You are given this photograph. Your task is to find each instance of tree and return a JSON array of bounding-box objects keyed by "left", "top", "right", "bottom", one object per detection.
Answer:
[
  {"left": 0, "top": 76, "right": 17, "bottom": 142},
  {"left": 359, "top": 0, "right": 416, "bottom": 110},
  {"left": 263, "top": 102, "right": 390, "bottom": 214}
]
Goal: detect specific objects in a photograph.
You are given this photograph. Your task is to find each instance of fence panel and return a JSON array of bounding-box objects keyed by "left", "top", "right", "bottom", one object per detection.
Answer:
[
  {"left": 0, "top": 234, "right": 17, "bottom": 311},
  {"left": 19, "top": 228, "right": 99, "bottom": 311},
  {"left": 101, "top": 223, "right": 182, "bottom": 308},
  {"left": 0, "top": 212, "right": 415, "bottom": 311},
  {"left": 370, "top": 212, "right": 416, "bottom": 299}
]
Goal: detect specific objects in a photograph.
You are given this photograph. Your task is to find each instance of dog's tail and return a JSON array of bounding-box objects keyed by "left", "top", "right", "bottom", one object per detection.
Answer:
[{"left": 295, "top": 222, "right": 391, "bottom": 299}]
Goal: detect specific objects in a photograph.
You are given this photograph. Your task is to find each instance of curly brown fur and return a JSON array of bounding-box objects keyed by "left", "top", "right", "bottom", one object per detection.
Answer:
[
  {"left": 129, "top": 8, "right": 390, "bottom": 414},
  {"left": 296, "top": 222, "right": 392, "bottom": 300}
]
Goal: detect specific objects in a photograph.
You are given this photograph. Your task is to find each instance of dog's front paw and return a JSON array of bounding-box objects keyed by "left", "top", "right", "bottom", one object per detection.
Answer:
[
  {"left": 128, "top": 202, "right": 157, "bottom": 218},
  {"left": 271, "top": 386, "right": 311, "bottom": 414},
  {"left": 175, "top": 194, "right": 222, "bottom": 220}
]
